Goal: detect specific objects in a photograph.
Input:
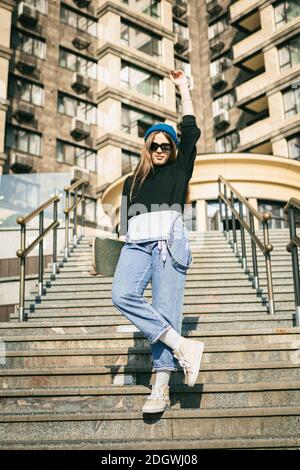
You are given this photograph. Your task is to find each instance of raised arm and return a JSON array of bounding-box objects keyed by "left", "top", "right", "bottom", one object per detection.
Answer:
[{"left": 170, "top": 70, "right": 201, "bottom": 176}]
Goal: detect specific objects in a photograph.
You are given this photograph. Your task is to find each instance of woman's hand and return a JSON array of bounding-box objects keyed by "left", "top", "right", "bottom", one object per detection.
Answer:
[{"left": 169, "top": 69, "right": 189, "bottom": 87}]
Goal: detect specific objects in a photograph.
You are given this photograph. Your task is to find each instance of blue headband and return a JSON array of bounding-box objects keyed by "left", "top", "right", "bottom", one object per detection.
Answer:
[{"left": 144, "top": 123, "right": 179, "bottom": 147}]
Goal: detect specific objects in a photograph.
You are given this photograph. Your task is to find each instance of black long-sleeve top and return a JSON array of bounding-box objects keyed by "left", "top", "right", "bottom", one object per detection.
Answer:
[{"left": 119, "top": 115, "right": 201, "bottom": 236}]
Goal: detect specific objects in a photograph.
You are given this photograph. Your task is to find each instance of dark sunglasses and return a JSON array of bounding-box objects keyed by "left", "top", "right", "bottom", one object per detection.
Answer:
[{"left": 150, "top": 142, "right": 172, "bottom": 152}]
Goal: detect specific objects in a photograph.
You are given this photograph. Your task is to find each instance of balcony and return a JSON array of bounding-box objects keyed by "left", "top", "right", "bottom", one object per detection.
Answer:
[
  {"left": 207, "top": 0, "right": 222, "bottom": 17},
  {"left": 209, "top": 35, "right": 225, "bottom": 54},
  {"left": 212, "top": 72, "right": 227, "bottom": 90},
  {"left": 233, "top": 29, "right": 265, "bottom": 63},
  {"left": 16, "top": 53, "right": 38, "bottom": 75},
  {"left": 70, "top": 118, "right": 91, "bottom": 140},
  {"left": 17, "top": 2, "right": 39, "bottom": 28},
  {"left": 239, "top": 116, "right": 273, "bottom": 146},
  {"left": 230, "top": 0, "right": 260, "bottom": 29},
  {"left": 9, "top": 150, "right": 34, "bottom": 173},
  {"left": 14, "top": 101, "right": 35, "bottom": 123},
  {"left": 214, "top": 110, "right": 230, "bottom": 130},
  {"left": 71, "top": 73, "right": 91, "bottom": 94},
  {"left": 172, "top": 0, "right": 187, "bottom": 18},
  {"left": 174, "top": 34, "right": 189, "bottom": 54}
]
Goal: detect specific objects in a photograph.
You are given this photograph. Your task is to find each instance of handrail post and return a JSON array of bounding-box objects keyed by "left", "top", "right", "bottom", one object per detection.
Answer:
[
  {"left": 73, "top": 189, "right": 77, "bottom": 248},
  {"left": 64, "top": 187, "right": 70, "bottom": 261},
  {"left": 230, "top": 191, "right": 238, "bottom": 256},
  {"left": 81, "top": 183, "right": 85, "bottom": 239},
  {"left": 38, "top": 211, "right": 44, "bottom": 297},
  {"left": 52, "top": 198, "right": 58, "bottom": 279},
  {"left": 288, "top": 206, "right": 300, "bottom": 325},
  {"left": 239, "top": 200, "right": 248, "bottom": 273},
  {"left": 17, "top": 223, "right": 26, "bottom": 322},
  {"left": 262, "top": 212, "right": 275, "bottom": 315},
  {"left": 224, "top": 185, "right": 230, "bottom": 243},
  {"left": 249, "top": 212, "right": 259, "bottom": 291},
  {"left": 218, "top": 179, "right": 223, "bottom": 232}
]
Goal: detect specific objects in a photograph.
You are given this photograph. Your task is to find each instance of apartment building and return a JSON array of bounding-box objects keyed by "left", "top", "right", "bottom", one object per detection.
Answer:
[
  {"left": 102, "top": 0, "right": 300, "bottom": 232},
  {"left": 0, "top": 0, "right": 299, "bottom": 233}
]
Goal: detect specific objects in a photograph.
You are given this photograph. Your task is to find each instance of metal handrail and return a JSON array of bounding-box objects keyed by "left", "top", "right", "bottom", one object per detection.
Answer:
[
  {"left": 218, "top": 175, "right": 275, "bottom": 315},
  {"left": 284, "top": 198, "right": 300, "bottom": 326},
  {"left": 63, "top": 178, "right": 87, "bottom": 260},
  {"left": 16, "top": 194, "right": 60, "bottom": 322}
]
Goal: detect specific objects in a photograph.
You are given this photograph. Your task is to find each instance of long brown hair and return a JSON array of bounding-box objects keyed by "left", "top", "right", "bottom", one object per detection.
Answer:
[{"left": 128, "top": 131, "right": 191, "bottom": 206}]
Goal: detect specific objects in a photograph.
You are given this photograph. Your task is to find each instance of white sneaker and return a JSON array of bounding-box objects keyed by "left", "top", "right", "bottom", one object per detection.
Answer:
[
  {"left": 142, "top": 384, "right": 171, "bottom": 414},
  {"left": 173, "top": 337, "right": 204, "bottom": 387}
]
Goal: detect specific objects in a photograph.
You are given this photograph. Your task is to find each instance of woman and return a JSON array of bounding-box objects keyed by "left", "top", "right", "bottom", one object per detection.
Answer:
[{"left": 111, "top": 69, "right": 204, "bottom": 414}]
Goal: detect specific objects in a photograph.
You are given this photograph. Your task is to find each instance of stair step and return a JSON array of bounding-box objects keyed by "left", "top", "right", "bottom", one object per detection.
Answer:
[
  {"left": 2, "top": 327, "right": 300, "bottom": 351},
  {"left": 1, "top": 436, "right": 298, "bottom": 450},
  {"left": 1, "top": 342, "right": 298, "bottom": 369},
  {"left": 0, "top": 362, "right": 299, "bottom": 388},
  {"left": 0, "top": 382, "right": 299, "bottom": 414}
]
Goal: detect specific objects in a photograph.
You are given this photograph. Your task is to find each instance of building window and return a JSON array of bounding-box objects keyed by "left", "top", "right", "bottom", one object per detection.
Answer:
[
  {"left": 121, "top": 104, "right": 162, "bottom": 138},
  {"left": 173, "top": 21, "right": 189, "bottom": 39},
  {"left": 8, "top": 76, "right": 44, "bottom": 106},
  {"left": 210, "top": 54, "right": 232, "bottom": 77},
  {"left": 258, "top": 199, "right": 288, "bottom": 229},
  {"left": 6, "top": 125, "right": 42, "bottom": 156},
  {"left": 121, "top": 0, "right": 160, "bottom": 19},
  {"left": 120, "top": 62, "right": 163, "bottom": 102},
  {"left": 121, "top": 150, "right": 140, "bottom": 175},
  {"left": 57, "top": 92, "right": 97, "bottom": 124},
  {"left": 216, "top": 131, "right": 239, "bottom": 152},
  {"left": 287, "top": 133, "right": 300, "bottom": 159},
  {"left": 84, "top": 197, "right": 97, "bottom": 223},
  {"left": 60, "top": 5, "right": 97, "bottom": 36},
  {"left": 56, "top": 140, "right": 97, "bottom": 171},
  {"left": 208, "top": 16, "right": 228, "bottom": 40},
  {"left": 120, "top": 20, "right": 161, "bottom": 58},
  {"left": 274, "top": 1, "right": 300, "bottom": 28},
  {"left": 282, "top": 85, "right": 300, "bottom": 118},
  {"left": 59, "top": 47, "right": 97, "bottom": 79},
  {"left": 278, "top": 34, "right": 300, "bottom": 71},
  {"left": 24, "top": 0, "right": 48, "bottom": 14},
  {"left": 213, "top": 91, "right": 235, "bottom": 116},
  {"left": 12, "top": 29, "right": 46, "bottom": 59}
]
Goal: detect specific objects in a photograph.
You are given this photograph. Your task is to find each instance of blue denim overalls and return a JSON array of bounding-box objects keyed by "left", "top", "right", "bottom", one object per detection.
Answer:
[{"left": 112, "top": 210, "right": 193, "bottom": 371}]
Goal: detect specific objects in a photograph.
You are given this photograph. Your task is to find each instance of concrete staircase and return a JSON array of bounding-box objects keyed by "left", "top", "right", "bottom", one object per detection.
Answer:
[{"left": 0, "top": 229, "right": 299, "bottom": 449}]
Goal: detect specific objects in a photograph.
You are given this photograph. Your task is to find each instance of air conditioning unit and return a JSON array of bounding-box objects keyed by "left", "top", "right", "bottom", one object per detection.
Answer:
[
  {"left": 214, "top": 110, "right": 230, "bottom": 130},
  {"left": 174, "top": 34, "right": 189, "bottom": 54},
  {"left": 207, "top": 0, "right": 222, "bottom": 17},
  {"left": 16, "top": 53, "right": 38, "bottom": 74},
  {"left": 210, "top": 35, "right": 225, "bottom": 53},
  {"left": 70, "top": 118, "right": 91, "bottom": 140},
  {"left": 71, "top": 73, "right": 91, "bottom": 94},
  {"left": 72, "top": 35, "right": 91, "bottom": 50},
  {"left": 18, "top": 2, "right": 39, "bottom": 27},
  {"left": 212, "top": 72, "right": 227, "bottom": 90},
  {"left": 172, "top": 0, "right": 187, "bottom": 18},
  {"left": 71, "top": 165, "right": 90, "bottom": 184},
  {"left": 73, "top": 0, "right": 92, "bottom": 8},
  {"left": 14, "top": 101, "right": 35, "bottom": 122},
  {"left": 9, "top": 150, "right": 34, "bottom": 172}
]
